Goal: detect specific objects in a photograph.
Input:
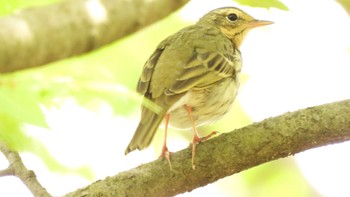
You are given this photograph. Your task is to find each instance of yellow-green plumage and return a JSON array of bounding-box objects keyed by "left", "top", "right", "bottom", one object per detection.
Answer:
[{"left": 125, "top": 7, "right": 272, "bottom": 155}]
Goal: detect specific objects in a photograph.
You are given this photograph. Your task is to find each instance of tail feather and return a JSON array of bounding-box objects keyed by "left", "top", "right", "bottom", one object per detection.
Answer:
[{"left": 125, "top": 108, "right": 165, "bottom": 155}]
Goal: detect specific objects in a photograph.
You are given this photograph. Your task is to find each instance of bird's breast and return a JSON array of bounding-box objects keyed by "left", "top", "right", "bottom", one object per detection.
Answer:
[{"left": 168, "top": 77, "right": 240, "bottom": 129}]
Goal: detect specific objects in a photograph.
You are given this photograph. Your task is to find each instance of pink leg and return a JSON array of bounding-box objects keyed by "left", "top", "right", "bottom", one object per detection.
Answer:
[
  {"left": 185, "top": 105, "right": 217, "bottom": 169},
  {"left": 160, "top": 113, "right": 172, "bottom": 169}
]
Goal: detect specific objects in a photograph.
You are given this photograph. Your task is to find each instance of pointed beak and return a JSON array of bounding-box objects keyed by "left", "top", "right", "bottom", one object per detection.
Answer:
[{"left": 248, "top": 20, "right": 273, "bottom": 28}]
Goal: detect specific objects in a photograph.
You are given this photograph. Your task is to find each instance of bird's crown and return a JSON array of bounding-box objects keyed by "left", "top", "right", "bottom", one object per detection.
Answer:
[{"left": 197, "top": 7, "right": 272, "bottom": 47}]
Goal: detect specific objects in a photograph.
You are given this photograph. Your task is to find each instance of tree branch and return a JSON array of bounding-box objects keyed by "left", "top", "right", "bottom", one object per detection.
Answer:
[
  {"left": 0, "top": 0, "right": 189, "bottom": 73},
  {"left": 337, "top": 0, "right": 350, "bottom": 15},
  {"left": 64, "top": 99, "right": 350, "bottom": 197},
  {"left": 0, "top": 167, "right": 13, "bottom": 176},
  {"left": 0, "top": 143, "right": 52, "bottom": 197}
]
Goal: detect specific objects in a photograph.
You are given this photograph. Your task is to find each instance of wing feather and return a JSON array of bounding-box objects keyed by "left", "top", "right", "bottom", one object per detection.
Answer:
[
  {"left": 137, "top": 47, "right": 165, "bottom": 94},
  {"left": 167, "top": 48, "right": 240, "bottom": 95}
]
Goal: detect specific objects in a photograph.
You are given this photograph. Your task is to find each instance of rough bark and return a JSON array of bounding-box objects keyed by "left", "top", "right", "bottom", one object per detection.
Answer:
[
  {"left": 0, "top": 0, "right": 189, "bottom": 73},
  {"left": 64, "top": 99, "right": 350, "bottom": 197}
]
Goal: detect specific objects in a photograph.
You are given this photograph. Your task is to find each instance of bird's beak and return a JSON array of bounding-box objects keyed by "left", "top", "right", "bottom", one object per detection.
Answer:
[{"left": 248, "top": 20, "right": 273, "bottom": 28}]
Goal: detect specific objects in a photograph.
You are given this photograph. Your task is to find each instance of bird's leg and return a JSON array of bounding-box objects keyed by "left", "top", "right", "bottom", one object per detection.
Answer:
[
  {"left": 185, "top": 105, "right": 217, "bottom": 170},
  {"left": 160, "top": 113, "right": 172, "bottom": 170}
]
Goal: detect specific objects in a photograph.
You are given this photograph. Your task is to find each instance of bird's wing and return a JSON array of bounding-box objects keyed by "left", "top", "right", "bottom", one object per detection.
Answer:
[
  {"left": 125, "top": 40, "right": 172, "bottom": 154},
  {"left": 136, "top": 46, "right": 165, "bottom": 95},
  {"left": 136, "top": 27, "right": 241, "bottom": 106},
  {"left": 165, "top": 47, "right": 241, "bottom": 96}
]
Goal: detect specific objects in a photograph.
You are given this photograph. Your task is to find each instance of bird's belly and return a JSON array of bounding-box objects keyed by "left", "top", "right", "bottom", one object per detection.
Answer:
[{"left": 168, "top": 78, "right": 239, "bottom": 129}]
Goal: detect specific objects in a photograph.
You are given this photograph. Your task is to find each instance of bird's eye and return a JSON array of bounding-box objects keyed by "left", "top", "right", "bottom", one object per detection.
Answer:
[{"left": 227, "top": 13, "right": 238, "bottom": 21}]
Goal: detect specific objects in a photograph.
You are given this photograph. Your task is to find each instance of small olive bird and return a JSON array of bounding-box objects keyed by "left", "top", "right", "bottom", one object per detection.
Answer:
[{"left": 125, "top": 7, "right": 272, "bottom": 168}]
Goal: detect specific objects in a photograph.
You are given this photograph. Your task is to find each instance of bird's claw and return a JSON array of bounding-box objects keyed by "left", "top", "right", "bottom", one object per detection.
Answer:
[{"left": 160, "top": 147, "right": 173, "bottom": 170}]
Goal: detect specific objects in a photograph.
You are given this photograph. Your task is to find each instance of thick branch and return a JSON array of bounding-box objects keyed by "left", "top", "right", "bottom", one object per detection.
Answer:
[
  {"left": 337, "top": 0, "right": 350, "bottom": 15},
  {"left": 65, "top": 99, "right": 350, "bottom": 197},
  {"left": 0, "top": 143, "right": 52, "bottom": 197},
  {"left": 0, "top": 0, "right": 189, "bottom": 73}
]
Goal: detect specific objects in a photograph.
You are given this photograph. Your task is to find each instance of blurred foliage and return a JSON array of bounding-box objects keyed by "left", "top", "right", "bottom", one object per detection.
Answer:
[
  {"left": 0, "top": 1, "right": 315, "bottom": 196},
  {"left": 0, "top": 0, "right": 62, "bottom": 16},
  {"left": 0, "top": 0, "right": 189, "bottom": 179},
  {"left": 211, "top": 158, "right": 320, "bottom": 197},
  {"left": 234, "top": 0, "right": 289, "bottom": 10},
  {"left": 0, "top": 79, "right": 47, "bottom": 127},
  {"left": 0, "top": 114, "right": 94, "bottom": 179},
  {"left": 240, "top": 159, "right": 319, "bottom": 197}
]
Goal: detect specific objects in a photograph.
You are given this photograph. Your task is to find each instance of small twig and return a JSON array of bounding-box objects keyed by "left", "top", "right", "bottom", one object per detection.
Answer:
[
  {"left": 0, "top": 143, "right": 52, "bottom": 197},
  {"left": 0, "top": 167, "right": 13, "bottom": 176}
]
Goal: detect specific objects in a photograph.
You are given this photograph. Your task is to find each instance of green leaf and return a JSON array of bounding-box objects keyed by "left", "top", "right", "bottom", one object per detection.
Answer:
[
  {"left": 234, "top": 0, "right": 289, "bottom": 10},
  {"left": 0, "top": 83, "right": 48, "bottom": 127},
  {"left": 24, "top": 137, "right": 95, "bottom": 180},
  {"left": 0, "top": 0, "right": 63, "bottom": 16},
  {"left": 0, "top": 113, "right": 26, "bottom": 150},
  {"left": 0, "top": 114, "right": 94, "bottom": 180},
  {"left": 72, "top": 81, "right": 162, "bottom": 115}
]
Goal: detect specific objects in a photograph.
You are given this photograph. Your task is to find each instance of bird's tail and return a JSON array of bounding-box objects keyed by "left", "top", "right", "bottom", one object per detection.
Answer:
[{"left": 125, "top": 107, "right": 165, "bottom": 155}]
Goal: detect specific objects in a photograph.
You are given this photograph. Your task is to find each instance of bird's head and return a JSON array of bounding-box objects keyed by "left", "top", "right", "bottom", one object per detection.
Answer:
[{"left": 197, "top": 7, "right": 273, "bottom": 47}]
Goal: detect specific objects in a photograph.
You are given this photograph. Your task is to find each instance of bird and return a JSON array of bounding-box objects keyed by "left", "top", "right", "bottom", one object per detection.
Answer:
[{"left": 125, "top": 7, "right": 272, "bottom": 169}]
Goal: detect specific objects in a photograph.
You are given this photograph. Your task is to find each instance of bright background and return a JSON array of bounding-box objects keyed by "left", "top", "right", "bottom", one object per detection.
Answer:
[{"left": 1, "top": 0, "right": 350, "bottom": 196}]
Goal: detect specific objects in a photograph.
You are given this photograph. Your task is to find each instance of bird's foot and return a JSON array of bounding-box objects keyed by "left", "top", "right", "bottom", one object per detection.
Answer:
[
  {"left": 198, "top": 131, "right": 219, "bottom": 142},
  {"left": 191, "top": 131, "right": 219, "bottom": 170},
  {"left": 159, "top": 146, "right": 173, "bottom": 170}
]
